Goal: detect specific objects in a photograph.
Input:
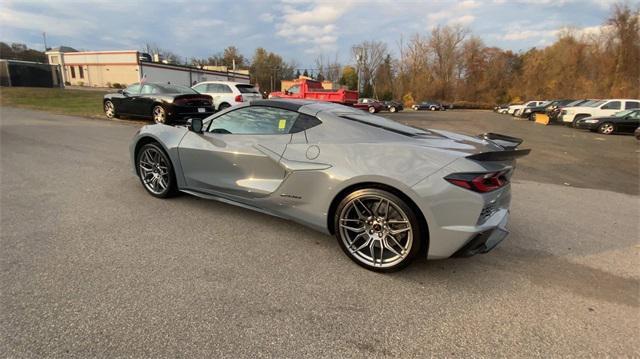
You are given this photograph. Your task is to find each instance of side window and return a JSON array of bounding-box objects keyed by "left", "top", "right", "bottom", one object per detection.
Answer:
[
  {"left": 219, "top": 84, "right": 233, "bottom": 93},
  {"left": 208, "top": 106, "right": 301, "bottom": 135},
  {"left": 125, "top": 83, "right": 141, "bottom": 94},
  {"left": 601, "top": 101, "right": 621, "bottom": 110},
  {"left": 193, "top": 84, "right": 207, "bottom": 93},
  {"left": 288, "top": 85, "right": 300, "bottom": 94},
  {"left": 625, "top": 101, "right": 639, "bottom": 109},
  {"left": 140, "top": 84, "right": 155, "bottom": 95}
]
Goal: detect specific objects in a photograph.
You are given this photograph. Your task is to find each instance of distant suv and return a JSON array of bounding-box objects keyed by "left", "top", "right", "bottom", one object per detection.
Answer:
[
  {"left": 560, "top": 99, "right": 640, "bottom": 127},
  {"left": 192, "top": 81, "right": 262, "bottom": 111}
]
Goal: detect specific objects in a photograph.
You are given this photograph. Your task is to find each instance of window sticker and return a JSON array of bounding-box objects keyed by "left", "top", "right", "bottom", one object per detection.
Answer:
[{"left": 278, "top": 119, "right": 287, "bottom": 130}]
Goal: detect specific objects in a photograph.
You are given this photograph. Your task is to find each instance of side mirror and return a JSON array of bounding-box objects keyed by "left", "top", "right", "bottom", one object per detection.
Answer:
[{"left": 188, "top": 118, "right": 203, "bottom": 133}]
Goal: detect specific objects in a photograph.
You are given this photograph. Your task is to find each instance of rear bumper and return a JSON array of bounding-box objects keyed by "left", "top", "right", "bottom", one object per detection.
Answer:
[
  {"left": 167, "top": 105, "right": 215, "bottom": 122},
  {"left": 452, "top": 213, "right": 509, "bottom": 257}
]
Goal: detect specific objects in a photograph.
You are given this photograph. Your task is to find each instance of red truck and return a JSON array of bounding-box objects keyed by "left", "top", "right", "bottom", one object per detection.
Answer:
[{"left": 269, "top": 79, "right": 358, "bottom": 105}]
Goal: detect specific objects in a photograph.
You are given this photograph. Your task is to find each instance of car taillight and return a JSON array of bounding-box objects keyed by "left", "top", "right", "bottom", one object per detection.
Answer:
[
  {"left": 445, "top": 171, "right": 509, "bottom": 193},
  {"left": 234, "top": 94, "right": 243, "bottom": 102}
]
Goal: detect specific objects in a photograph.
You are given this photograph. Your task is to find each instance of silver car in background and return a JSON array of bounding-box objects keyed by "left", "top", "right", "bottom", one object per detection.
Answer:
[{"left": 130, "top": 99, "right": 530, "bottom": 272}]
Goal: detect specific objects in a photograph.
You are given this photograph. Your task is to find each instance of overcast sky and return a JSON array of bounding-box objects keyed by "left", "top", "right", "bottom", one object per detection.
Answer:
[{"left": 0, "top": 0, "right": 618, "bottom": 68}]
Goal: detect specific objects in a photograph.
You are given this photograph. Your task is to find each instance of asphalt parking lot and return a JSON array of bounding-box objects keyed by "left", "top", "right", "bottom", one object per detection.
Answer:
[{"left": 1, "top": 107, "right": 638, "bottom": 357}]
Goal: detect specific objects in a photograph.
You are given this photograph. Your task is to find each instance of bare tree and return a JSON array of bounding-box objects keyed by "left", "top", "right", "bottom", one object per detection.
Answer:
[
  {"left": 314, "top": 53, "right": 342, "bottom": 83},
  {"left": 428, "top": 25, "right": 468, "bottom": 100},
  {"left": 351, "top": 40, "right": 388, "bottom": 96}
]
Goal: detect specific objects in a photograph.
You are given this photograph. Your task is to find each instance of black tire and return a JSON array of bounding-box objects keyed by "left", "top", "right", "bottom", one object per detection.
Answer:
[
  {"left": 152, "top": 105, "right": 168, "bottom": 124},
  {"left": 389, "top": 106, "right": 397, "bottom": 113},
  {"left": 597, "top": 122, "right": 615, "bottom": 135},
  {"left": 528, "top": 113, "right": 535, "bottom": 121},
  {"left": 430, "top": 106, "right": 436, "bottom": 111},
  {"left": 334, "top": 188, "right": 423, "bottom": 272},
  {"left": 136, "top": 143, "right": 178, "bottom": 198},
  {"left": 218, "top": 103, "right": 231, "bottom": 111},
  {"left": 104, "top": 100, "right": 119, "bottom": 119},
  {"left": 368, "top": 106, "right": 376, "bottom": 113}
]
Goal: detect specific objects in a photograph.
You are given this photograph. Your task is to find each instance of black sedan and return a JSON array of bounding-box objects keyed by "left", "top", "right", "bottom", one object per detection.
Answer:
[
  {"left": 383, "top": 100, "right": 404, "bottom": 113},
  {"left": 103, "top": 82, "right": 214, "bottom": 124},
  {"left": 575, "top": 110, "right": 640, "bottom": 135},
  {"left": 412, "top": 101, "right": 445, "bottom": 111}
]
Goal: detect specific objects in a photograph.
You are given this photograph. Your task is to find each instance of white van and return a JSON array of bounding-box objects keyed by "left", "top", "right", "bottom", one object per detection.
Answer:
[{"left": 192, "top": 81, "right": 262, "bottom": 111}]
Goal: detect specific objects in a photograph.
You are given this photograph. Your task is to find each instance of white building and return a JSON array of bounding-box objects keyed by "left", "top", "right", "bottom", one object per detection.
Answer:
[{"left": 45, "top": 48, "right": 250, "bottom": 88}]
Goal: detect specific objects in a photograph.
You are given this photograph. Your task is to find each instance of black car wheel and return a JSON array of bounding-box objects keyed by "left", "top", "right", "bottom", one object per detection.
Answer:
[
  {"left": 104, "top": 100, "right": 118, "bottom": 119},
  {"left": 597, "top": 122, "right": 615, "bottom": 135},
  {"left": 136, "top": 143, "right": 178, "bottom": 198},
  {"left": 389, "top": 106, "right": 397, "bottom": 113},
  {"left": 368, "top": 106, "right": 376, "bottom": 113},
  {"left": 334, "top": 188, "right": 422, "bottom": 272},
  {"left": 430, "top": 106, "right": 436, "bottom": 111},
  {"left": 152, "top": 105, "right": 167, "bottom": 124},
  {"left": 218, "top": 103, "right": 230, "bottom": 111}
]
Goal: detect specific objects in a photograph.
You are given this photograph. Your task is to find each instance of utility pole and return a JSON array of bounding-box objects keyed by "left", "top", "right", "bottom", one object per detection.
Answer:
[{"left": 42, "top": 32, "right": 48, "bottom": 51}]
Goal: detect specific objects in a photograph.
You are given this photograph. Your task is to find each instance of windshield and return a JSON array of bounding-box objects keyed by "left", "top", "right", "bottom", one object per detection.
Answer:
[
  {"left": 154, "top": 84, "right": 198, "bottom": 94},
  {"left": 236, "top": 84, "right": 259, "bottom": 94},
  {"left": 613, "top": 110, "right": 634, "bottom": 117}
]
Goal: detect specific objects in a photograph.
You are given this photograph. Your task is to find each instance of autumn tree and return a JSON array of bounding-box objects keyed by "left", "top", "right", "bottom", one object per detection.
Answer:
[{"left": 249, "top": 48, "right": 295, "bottom": 94}]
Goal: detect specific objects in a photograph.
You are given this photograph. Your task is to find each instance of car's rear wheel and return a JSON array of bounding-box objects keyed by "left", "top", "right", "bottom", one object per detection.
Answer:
[
  {"left": 430, "top": 106, "right": 436, "bottom": 111},
  {"left": 218, "top": 103, "right": 230, "bottom": 111},
  {"left": 104, "top": 100, "right": 118, "bottom": 119},
  {"left": 598, "top": 122, "right": 615, "bottom": 135},
  {"left": 136, "top": 143, "right": 177, "bottom": 198},
  {"left": 152, "top": 105, "right": 167, "bottom": 124},
  {"left": 334, "top": 188, "right": 422, "bottom": 272},
  {"left": 368, "top": 106, "right": 376, "bottom": 113},
  {"left": 389, "top": 106, "right": 397, "bottom": 113}
]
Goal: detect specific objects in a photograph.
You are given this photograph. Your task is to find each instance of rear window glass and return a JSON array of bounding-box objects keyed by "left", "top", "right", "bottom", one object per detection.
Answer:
[
  {"left": 155, "top": 84, "right": 197, "bottom": 94},
  {"left": 588, "top": 100, "right": 605, "bottom": 107},
  {"left": 236, "top": 84, "right": 259, "bottom": 94},
  {"left": 338, "top": 113, "right": 430, "bottom": 137}
]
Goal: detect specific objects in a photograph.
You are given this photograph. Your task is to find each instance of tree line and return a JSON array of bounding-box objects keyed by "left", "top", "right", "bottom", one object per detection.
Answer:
[{"left": 189, "top": 3, "right": 638, "bottom": 106}]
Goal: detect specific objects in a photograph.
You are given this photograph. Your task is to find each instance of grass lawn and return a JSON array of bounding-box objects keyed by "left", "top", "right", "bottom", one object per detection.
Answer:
[{"left": 0, "top": 87, "right": 108, "bottom": 118}]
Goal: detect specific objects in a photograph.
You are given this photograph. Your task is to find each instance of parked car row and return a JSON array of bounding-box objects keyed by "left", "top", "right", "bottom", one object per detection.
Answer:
[{"left": 494, "top": 98, "right": 640, "bottom": 136}]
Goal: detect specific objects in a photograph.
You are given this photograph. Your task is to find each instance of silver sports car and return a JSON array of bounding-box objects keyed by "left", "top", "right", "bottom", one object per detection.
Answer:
[{"left": 130, "top": 99, "right": 530, "bottom": 272}]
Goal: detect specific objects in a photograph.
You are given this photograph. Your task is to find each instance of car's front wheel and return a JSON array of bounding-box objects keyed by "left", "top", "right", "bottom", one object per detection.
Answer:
[
  {"left": 136, "top": 143, "right": 177, "bottom": 198},
  {"left": 334, "top": 188, "right": 422, "bottom": 272},
  {"left": 104, "top": 100, "right": 118, "bottom": 119},
  {"left": 152, "top": 105, "right": 167, "bottom": 124},
  {"left": 389, "top": 106, "right": 397, "bottom": 113},
  {"left": 368, "top": 106, "right": 376, "bottom": 113},
  {"left": 598, "top": 122, "right": 615, "bottom": 135}
]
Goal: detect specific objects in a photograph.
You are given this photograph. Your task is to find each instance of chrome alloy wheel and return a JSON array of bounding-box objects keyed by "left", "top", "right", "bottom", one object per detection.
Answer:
[
  {"left": 599, "top": 123, "right": 614, "bottom": 135},
  {"left": 138, "top": 147, "right": 170, "bottom": 195},
  {"left": 152, "top": 106, "right": 166, "bottom": 124},
  {"left": 338, "top": 195, "right": 413, "bottom": 268},
  {"left": 104, "top": 101, "right": 115, "bottom": 118}
]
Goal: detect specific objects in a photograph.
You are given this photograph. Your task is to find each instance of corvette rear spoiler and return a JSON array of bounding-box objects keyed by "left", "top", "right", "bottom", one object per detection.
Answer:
[
  {"left": 469, "top": 133, "right": 531, "bottom": 161},
  {"left": 478, "top": 132, "right": 523, "bottom": 149},
  {"left": 467, "top": 149, "right": 531, "bottom": 162}
]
